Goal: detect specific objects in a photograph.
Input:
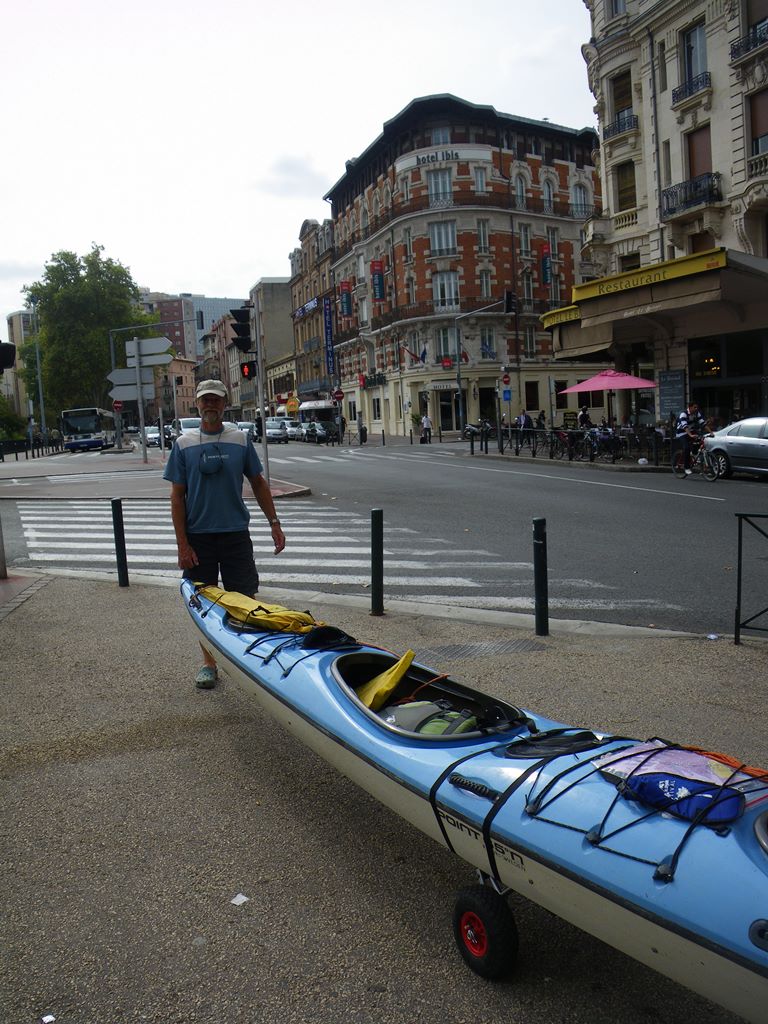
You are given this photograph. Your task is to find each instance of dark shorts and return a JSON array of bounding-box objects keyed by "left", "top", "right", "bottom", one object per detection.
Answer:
[{"left": 183, "top": 530, "right": 259, "bottom": 596}]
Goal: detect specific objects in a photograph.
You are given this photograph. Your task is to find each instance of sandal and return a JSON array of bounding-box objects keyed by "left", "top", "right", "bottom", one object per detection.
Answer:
[{"left": 195, "top": 665, "right": 218, "bottom": 689}]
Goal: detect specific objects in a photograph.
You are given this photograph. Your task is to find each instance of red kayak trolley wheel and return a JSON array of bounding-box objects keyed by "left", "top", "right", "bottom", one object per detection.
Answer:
[{"left": 452, "top": 884, "right": 518, "bottom": 979}]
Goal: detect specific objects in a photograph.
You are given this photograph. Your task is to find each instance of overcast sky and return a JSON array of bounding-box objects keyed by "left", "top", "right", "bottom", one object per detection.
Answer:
[{"left": 1, "top": 0, "right": 596, "bottom": 344}]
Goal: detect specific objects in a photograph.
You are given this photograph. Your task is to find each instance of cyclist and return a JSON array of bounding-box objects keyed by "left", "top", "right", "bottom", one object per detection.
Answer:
[
  {"left": 675, "top": 401, "right": 707, "bottom": 475},
  {"left": 577, "top": 405, "right": 593, "bottom": 428}
]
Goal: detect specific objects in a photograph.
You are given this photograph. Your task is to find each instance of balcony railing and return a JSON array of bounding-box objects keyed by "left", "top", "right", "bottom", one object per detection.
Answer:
[
  {"left": 748, "top": 151, "right": 768, "bottom": 178},
  {"left": 603, "top": 113, "right": 639, "bottom": 139},
  {"left": 331, "top": 192, "right": 601, "bottom": 259},
  {"left": 672, "top": 71, "right": 712, "bottom": 105},
  {"left": 661, "top": 172, "right": 721, "bottom": 219},
  {"left": 731, "top": 22, "right": 768, "bottom": 62}
]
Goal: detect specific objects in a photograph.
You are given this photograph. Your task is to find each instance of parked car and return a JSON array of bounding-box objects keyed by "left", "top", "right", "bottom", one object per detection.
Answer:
[
  {"left": 144, "top": 426, "right": 162, "bottom": 447},
  {"left": 303, "top": 420, "right": 339, "bottom": 444},
  {"left": 703, "top": 417, "right": 768, "bottom": 478},
  {"left": 173, "top": 416, "right": 201, "bottom": 436},
  {"left": 236, "top": 421, "right": 257, "bottom": 441},
  {"left": 284, "top": 419, "right": 303, "bottom": 441},
  {"left": 264, "top": 417, "right": 289, "bottom": 443}
]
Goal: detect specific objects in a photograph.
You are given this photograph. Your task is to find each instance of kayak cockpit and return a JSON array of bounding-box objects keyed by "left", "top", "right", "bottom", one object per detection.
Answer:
[{"left": 332, "top": 650, "right": 530, "bottom": 740}]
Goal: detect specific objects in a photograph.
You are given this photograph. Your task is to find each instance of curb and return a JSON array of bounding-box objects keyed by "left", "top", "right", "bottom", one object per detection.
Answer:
[{"left": 0, "top": 565, "right": 705, "bottom": 640}]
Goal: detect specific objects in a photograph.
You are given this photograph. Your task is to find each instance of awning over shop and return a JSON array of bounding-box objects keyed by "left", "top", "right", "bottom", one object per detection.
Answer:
[{"left": 542, "top": 248, "right": 768, "bottom": 360}]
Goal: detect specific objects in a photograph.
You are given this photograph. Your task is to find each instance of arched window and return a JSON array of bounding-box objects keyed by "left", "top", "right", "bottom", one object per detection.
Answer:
[
  {"left": 572, "top": 183, "right": 590, "bottom": 219},
  {"left": 543, "top": 179, "right": 554, "bottom": 214},
  {"left": 361, "top": 206, "right": 369, "bottom": 231},
  {"left": 515, "top": 175, "right": 527, "bottom": 209}
]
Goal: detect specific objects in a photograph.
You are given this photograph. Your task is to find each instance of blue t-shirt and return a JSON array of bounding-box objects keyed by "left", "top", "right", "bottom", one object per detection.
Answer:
[{"left": 163, "top": 423, "right": 264, "bottom": 534}]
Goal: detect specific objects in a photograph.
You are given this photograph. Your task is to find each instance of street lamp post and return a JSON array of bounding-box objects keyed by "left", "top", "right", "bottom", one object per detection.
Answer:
[
  {"left": 454, "top": 297, "right": 506, "bottom": 434},
  {"left": 30, "top": 299, "right": 47, "bottom": 437}
]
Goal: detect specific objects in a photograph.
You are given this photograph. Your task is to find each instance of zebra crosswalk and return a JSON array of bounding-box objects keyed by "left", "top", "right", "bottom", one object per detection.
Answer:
[
  {"left": 14, "top": 499, "right": 501, "bottom": 596},
  {"left": 12, "top": 499, "right": 684, "bottom": 619}
]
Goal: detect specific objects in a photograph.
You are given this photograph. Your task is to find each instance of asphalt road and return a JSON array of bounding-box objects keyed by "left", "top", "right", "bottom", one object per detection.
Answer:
[{"left": 0, "top": 441, "right": 763, "bottom": 635}]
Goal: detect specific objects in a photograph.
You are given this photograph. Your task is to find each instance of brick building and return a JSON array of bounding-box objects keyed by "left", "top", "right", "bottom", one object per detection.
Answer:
[{"left": 323, "top": 94, "right": 601, "bottom": 434}]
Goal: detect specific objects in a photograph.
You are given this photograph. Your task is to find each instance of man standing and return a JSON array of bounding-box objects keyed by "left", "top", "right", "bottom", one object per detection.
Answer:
[
  {"left": 164, "top": 380, "right": 286, "bottom": 688},
  {"left": 675, "top": 400, "right": 707, "bottom": 475},
  {"left": 421, "top": 411, "right": 433, "bottom": 444}
]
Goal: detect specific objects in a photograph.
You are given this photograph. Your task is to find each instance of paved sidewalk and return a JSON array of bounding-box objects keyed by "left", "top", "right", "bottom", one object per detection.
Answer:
[{"left": 1, "top": 566, "right": 762, "bottom": 1024}]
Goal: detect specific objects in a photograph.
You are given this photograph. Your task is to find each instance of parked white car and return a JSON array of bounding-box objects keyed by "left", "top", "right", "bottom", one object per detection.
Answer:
[
  {"left": 284, "top": 419, "right": 302, "bottom": 440},
  {"left": 264, "top": 417, "right": 289, "bottom": 443}
]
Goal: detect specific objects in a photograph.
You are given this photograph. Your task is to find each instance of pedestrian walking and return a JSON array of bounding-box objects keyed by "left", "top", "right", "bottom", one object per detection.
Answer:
[
  {"left": 421, "top": 412, "right": 433, "bottom": 444},
  {"left": 163, "top": 379, "right": 286, "bottom": 689}
]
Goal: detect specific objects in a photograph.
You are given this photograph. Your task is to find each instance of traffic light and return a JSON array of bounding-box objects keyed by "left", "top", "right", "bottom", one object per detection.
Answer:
[
  {"left": 230, "top": 305, "right": 253, "bottom": 353},
  {"left": 0, "top": 342, "right": 16, "bottom": 375},
  {"left": 504, "top": 290, "right": 517, "bottom": 314},
  {"left": 240, "top": 360, "right": 257, "bottom": 380}
]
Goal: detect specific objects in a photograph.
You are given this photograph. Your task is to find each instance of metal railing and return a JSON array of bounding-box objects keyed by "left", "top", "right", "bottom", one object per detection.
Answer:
[
  {"left": 604, "top": 113, "right": 639, "bottom": 139},
  {"left": 661, "top": 172, "right": 721, "bottom": 219},
  {"left": 671, "top": 71, "right": 712, "bottom": 105},
  {"left": 332, "top": 193, "right": 601, "bottom": 259},
  {"left": 731, "top": 22, "right": 768, "bottom": 62},
  {"left": 734, "top": 513, "right": 768, "bottom": 643}
]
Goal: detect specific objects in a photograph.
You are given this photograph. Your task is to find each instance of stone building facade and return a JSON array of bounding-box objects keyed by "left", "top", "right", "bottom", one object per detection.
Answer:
[{"left": 547, "top": 0, "right": 768, "bottom": 425}]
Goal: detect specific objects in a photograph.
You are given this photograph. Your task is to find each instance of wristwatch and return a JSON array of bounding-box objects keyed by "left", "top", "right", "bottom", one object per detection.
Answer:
[{"left": 269, "top": 517, "right": 281, "bottom": 526}]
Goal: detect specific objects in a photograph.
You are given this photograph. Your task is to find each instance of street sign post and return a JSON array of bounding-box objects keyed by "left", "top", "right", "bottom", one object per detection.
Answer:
[
  {"left": 109, "top": 384, "right": 157, "bottom": 402},
  {"left": 125, "top": 337, "right": 172, "bottom": 357},
  {"left": 126, "top": 353, "right": 172, "bottom": 368},
  {"left": 108, "top": 367, "right": 154, "bottom": 386}
]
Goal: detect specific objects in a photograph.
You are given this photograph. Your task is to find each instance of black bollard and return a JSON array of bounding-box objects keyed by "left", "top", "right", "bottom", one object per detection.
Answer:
[
  {"left": 382, "top": 430, "right": 386, "bottom": 446},
  {"left": 370, "top": 508, "right": 384, "bottom": 616},
  {"left": 532, "top": 517, "right": 549, "bottom": 636},
  {"left": 111, "top": 497, "right": 130, "bottom": 587}
]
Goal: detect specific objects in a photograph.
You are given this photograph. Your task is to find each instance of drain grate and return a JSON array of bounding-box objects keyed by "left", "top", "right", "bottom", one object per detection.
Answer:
[{"left": 414, "top": 638, "right": 546, "bottom": 662}]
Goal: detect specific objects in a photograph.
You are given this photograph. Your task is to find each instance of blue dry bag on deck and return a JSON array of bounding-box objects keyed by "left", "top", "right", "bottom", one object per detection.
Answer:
[{"left": 623, "top": 772, "right": 745, "bottom": 824}]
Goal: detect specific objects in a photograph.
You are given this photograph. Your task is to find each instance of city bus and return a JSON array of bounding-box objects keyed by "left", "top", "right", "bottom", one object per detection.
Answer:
[{"left": 60, "top": 407, "right": 116, "bottom": 451}]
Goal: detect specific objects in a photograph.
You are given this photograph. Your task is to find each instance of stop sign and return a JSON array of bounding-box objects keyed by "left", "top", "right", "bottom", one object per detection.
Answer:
[
  {"left": 502, "top": 373, "right": 511, "bottom": 385},
  {"left": 112, "top": 400, "right": 124, "bottom": 412},
  {"left": 332, "top": 388, "right": 344, "bottom": 401}
]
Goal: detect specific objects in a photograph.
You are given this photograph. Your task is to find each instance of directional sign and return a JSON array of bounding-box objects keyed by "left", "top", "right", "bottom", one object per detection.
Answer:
[
  {"left": 125, "top": 337, "right": 172, "bottom": 358},
  {"left": 109, "top": 384, "right": 156, "bottom": 402},
  {"left": 108, "top": 367, "right": 154, "bottom": 385},
  {"left": 126, "top": 353, "right": 173, "bottom": 368}
]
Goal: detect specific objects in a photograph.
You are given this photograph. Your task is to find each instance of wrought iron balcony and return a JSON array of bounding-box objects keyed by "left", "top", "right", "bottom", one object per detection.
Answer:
[
  {"left": 661, "top": 172, "right": 721, "bottom": 219},
  {"left": 672, "top": 71, "right": 712, "bottom": 105},
  {"left": 603, "top": 113, "right": 639, "bottom": 140},
  {"left": 331, "top": 192, "right": 602, "bottom": 259},
  {"left": 731, "top": 22, "right": 768, "bottom": 62}
]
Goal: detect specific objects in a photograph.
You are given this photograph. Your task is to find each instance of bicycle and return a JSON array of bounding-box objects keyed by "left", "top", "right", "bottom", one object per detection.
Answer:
[
  {"left": 573, "top": 428, "right": 624, "bottom": 463},
  {"left": 671, "top": 435, "right": 719, "bottom": 481}
]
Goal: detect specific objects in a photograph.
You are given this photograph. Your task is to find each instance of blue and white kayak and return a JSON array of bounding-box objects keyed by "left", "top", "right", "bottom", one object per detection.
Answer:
[{"left": 182, "top": 581, "right": 768, "bottom": 1023}]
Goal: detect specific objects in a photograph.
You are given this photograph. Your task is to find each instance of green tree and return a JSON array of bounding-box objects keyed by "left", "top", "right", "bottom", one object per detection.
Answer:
[
  {"left": 23, "top": 245, "right": 157, "bottom": 417},
  {"left": 0, "top": 393, "right": 26, "bottom": 440}
]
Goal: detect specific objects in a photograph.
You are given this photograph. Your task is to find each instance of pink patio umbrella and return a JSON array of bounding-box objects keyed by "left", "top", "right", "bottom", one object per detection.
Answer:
[
  {"left": 558, "top": 369, "right": 657, "bottom": 393},
  {"left": 558, "top": 370, "right": 657, "bottom": 426}
]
